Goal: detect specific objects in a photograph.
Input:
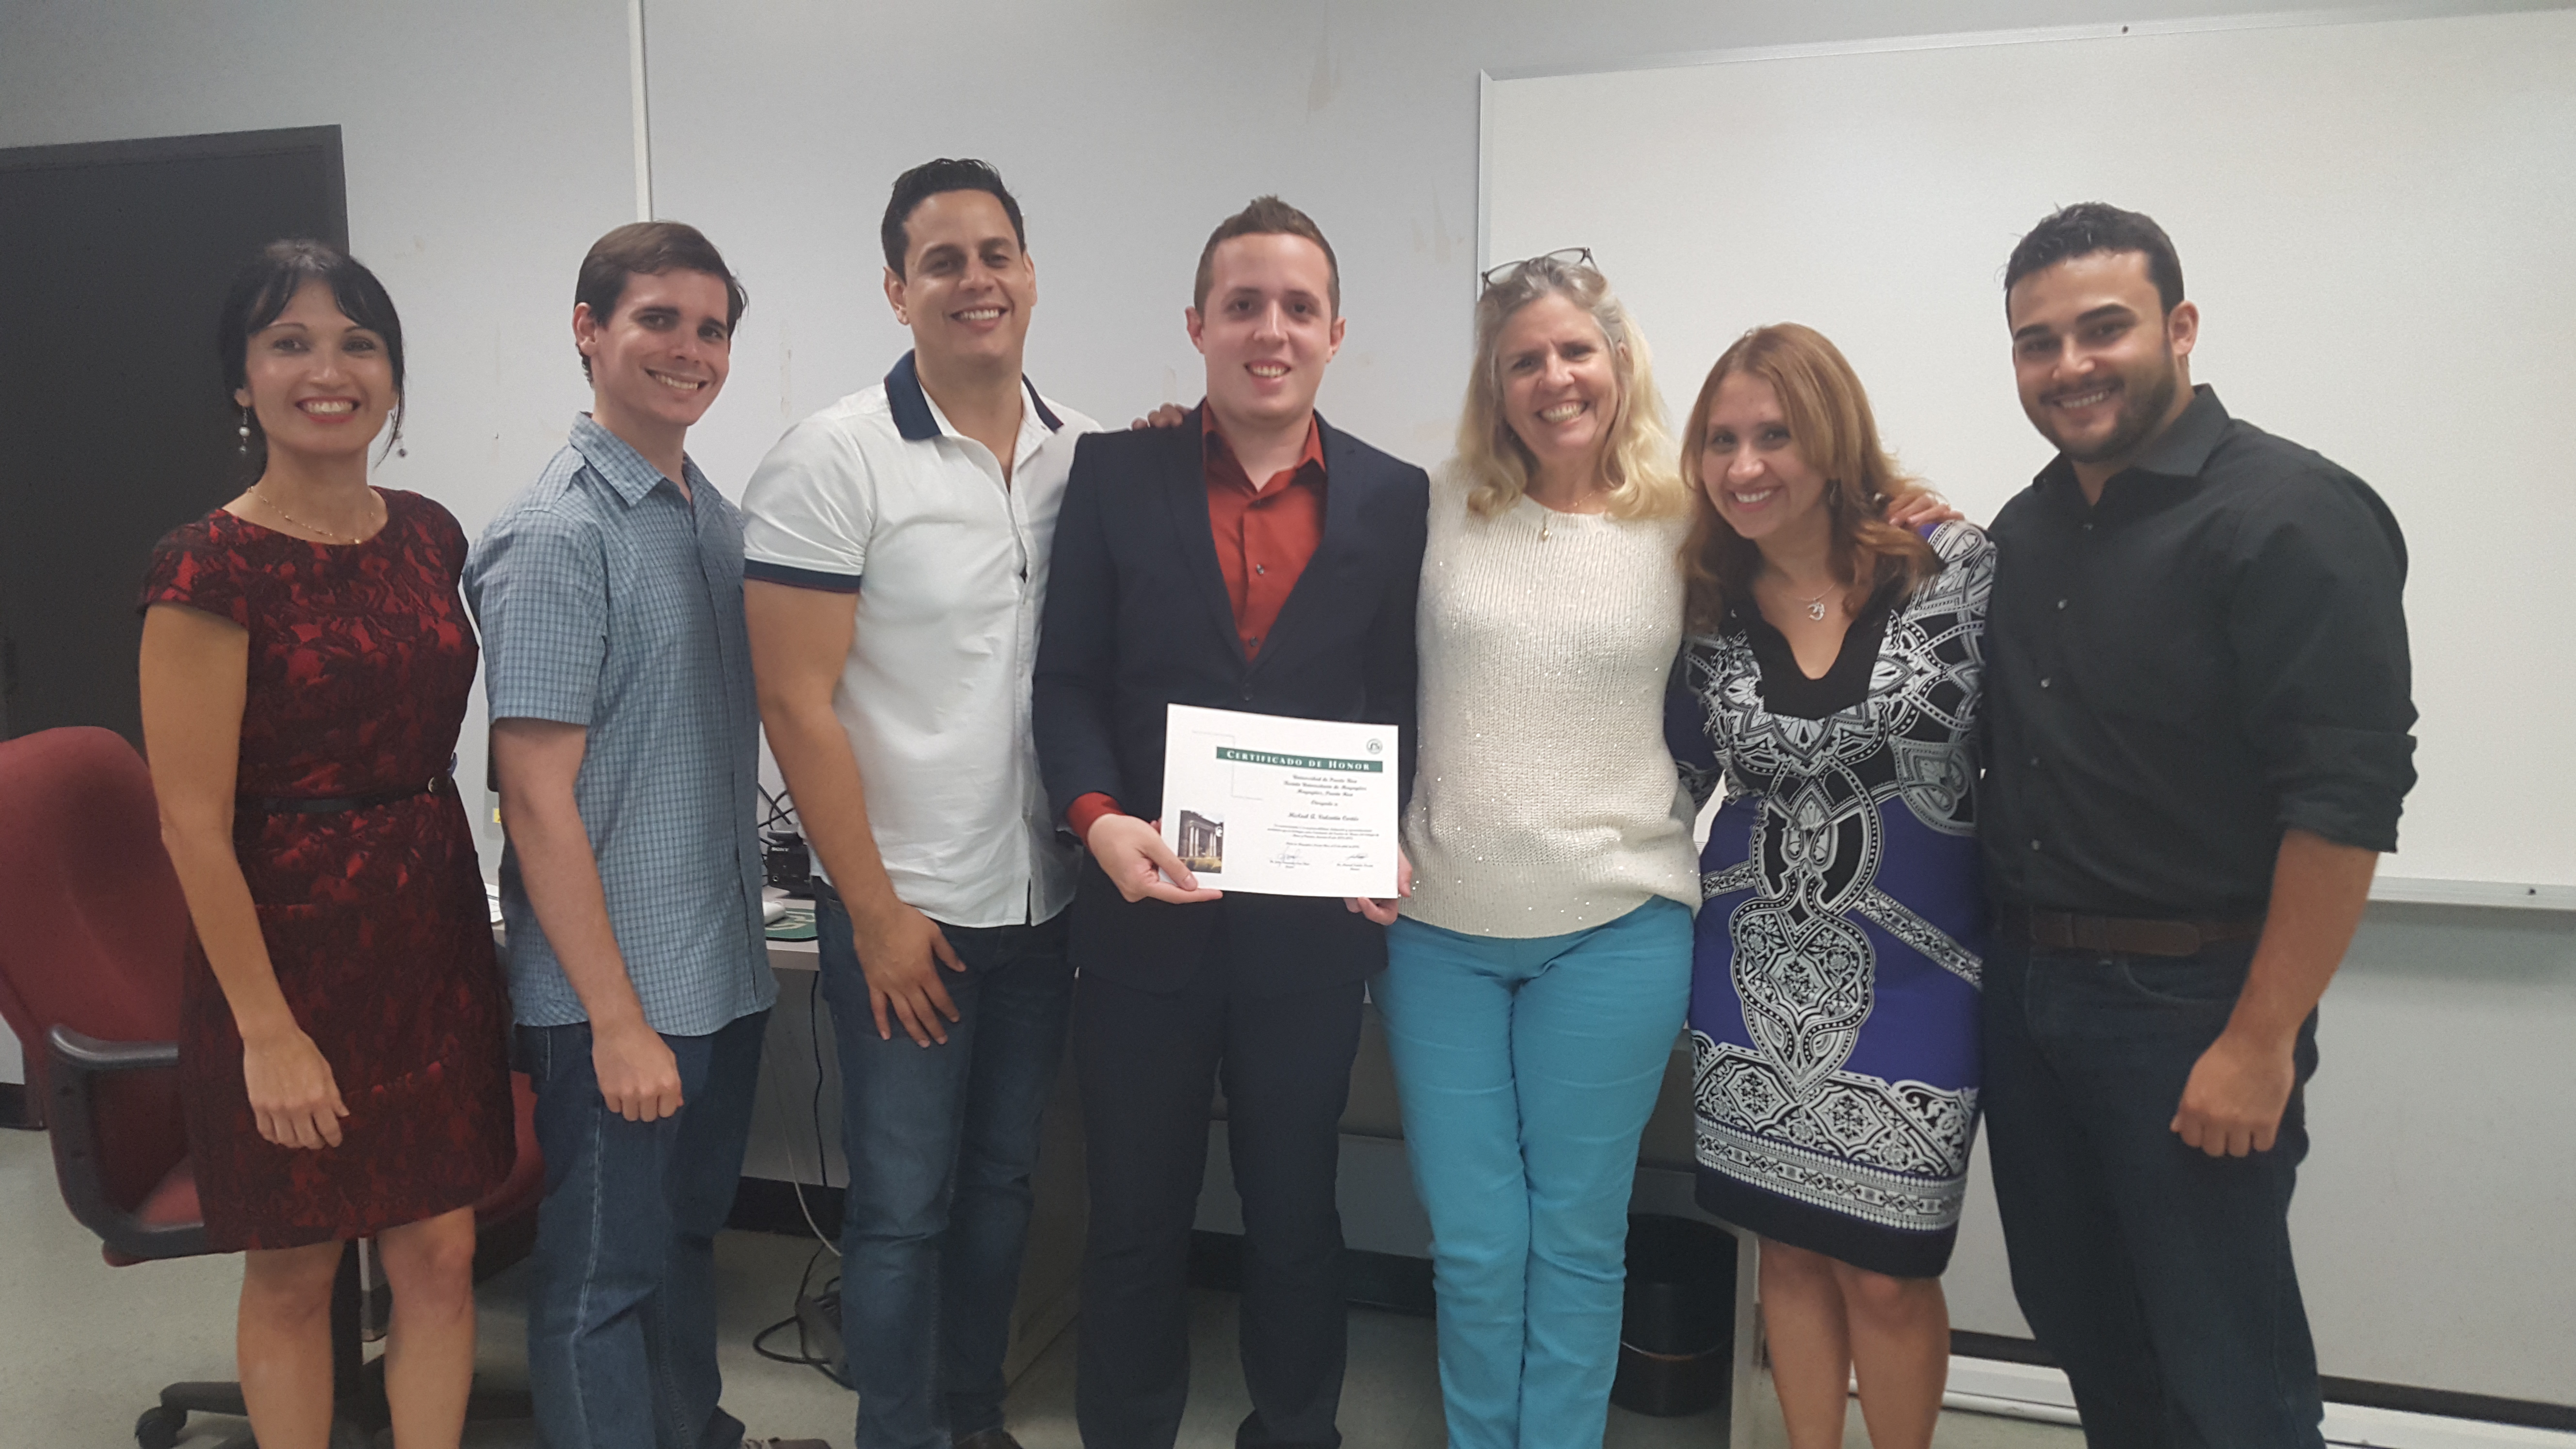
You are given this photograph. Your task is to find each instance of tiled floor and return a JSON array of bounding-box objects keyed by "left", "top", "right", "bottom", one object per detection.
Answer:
[{"left": 0, "top": 1127, "right": 2077, "bottom": 1447}]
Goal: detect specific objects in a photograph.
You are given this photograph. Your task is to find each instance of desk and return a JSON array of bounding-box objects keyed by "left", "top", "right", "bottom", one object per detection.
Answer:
[{"left": 762, "top": 937, "right": 819, "bottom": 973}]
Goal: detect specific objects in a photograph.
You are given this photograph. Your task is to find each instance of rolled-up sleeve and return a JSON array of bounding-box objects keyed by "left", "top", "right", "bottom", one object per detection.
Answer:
[
  {"left": 465, "top": 507, "right": 607, "bottom": 728},
  {"left": 2226, "top": 468, "right": 2417, "bottom": 852}
]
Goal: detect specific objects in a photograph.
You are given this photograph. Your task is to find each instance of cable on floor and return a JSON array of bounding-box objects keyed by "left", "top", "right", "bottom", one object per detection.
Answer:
[{"left": 752, "top": 1241, "right": 850, "bottom": 1388}]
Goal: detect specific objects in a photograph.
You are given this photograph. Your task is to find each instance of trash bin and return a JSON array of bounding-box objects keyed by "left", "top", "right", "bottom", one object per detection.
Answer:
[{"left": 1611, "top": 1213, "right": 1737, "bottom": 1418}]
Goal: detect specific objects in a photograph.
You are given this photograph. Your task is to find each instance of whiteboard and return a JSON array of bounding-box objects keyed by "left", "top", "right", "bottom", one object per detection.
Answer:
[{"left": 1483, "top": 7, "right": 2576, "bottom": 901}]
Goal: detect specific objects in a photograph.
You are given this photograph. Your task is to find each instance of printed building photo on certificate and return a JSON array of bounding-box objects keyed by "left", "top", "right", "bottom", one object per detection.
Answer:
[
  {"left": 1159, "top": 703, "right": 1400, "bottom": 899},
  {"left": 1175, "top": 809, "right": 1225, "bottom": 873}
]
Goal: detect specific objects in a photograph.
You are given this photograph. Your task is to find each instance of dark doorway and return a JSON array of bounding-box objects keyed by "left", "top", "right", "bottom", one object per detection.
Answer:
[{"left": 0, "top": 126, "right": 346, "bottom": 746}]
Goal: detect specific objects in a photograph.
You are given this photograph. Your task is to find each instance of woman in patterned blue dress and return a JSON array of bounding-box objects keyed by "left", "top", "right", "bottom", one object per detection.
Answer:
[{"left": 1666, "top": 324, "right": 1991, "bottom": 1449}]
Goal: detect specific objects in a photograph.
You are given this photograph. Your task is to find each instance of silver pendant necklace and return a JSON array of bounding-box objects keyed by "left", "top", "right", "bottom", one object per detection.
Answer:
[{"left": 1798, "top": 589, "right": 1830, "bottom": 622}]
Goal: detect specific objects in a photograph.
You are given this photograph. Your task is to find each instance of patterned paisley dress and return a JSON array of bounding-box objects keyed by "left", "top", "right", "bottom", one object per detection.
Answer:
[
  {"left": 141, "top": 489, "right": 513, "bottom": 1252},
  {"left": 1666, "top": 521, "right": 1992, "bottom": 1278}
]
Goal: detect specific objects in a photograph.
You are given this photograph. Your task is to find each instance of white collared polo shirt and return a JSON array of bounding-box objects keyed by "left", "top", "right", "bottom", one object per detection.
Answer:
[{"left": 741, "top": 351, "right": 1099, "bottom": 928}]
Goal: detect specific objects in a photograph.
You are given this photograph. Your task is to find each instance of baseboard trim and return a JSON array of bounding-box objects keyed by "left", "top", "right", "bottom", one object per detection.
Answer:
[
  {"left": 728, "top": 1175, "right": 842, "bottom": 1240},
  {"left": 2313, "top": 1379, "right": 2576, "bottom": 1436},
  {"left": 1950, "top": 1328, "right": 2055, "bottom": 1364},
  {"left": 1949, "top": 1333, "right": 2574, "bottom": 1437}
]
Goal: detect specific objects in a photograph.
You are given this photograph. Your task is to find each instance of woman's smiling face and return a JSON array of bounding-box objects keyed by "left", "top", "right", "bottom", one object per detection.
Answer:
[
  {"left": 1700, "top": 370, "right": 1827, "bottom": 544},
  {"left": 236, "top": 278, "right": 397, "bottom": 463},
  {"left": 1497, "top": 290, "right": 1618, "bottom": 474}
]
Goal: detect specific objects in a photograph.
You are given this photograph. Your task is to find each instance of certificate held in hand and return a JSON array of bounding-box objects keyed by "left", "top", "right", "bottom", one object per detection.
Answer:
[{"left": 1159, "top": 703, "right": 1401, "bottom": 899}]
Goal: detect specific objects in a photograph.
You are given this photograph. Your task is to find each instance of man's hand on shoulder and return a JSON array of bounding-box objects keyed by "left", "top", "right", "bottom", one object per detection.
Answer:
[
  {"left": 1128, "top": 403, "right": 1189, "bottom": 431},
  {"left": 1884, "top": 489, "right": 1965, "bottom": 531},
  {"left": 1086, "top": 813, "right": 1224, "bottom": 905},
  {"left": 846, "top": 896, "right": 967, "bottom": 1046}
]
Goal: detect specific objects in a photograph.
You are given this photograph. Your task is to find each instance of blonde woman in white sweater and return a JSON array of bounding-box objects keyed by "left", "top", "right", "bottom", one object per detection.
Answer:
[{"left": 1371, "top": 251, "right": 1702, "bottom": 1449}]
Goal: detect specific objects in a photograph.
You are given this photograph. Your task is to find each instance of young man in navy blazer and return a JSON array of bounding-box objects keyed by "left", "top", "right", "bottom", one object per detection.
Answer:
[{"left": 1034, "top": 196, "right": 1428, "bottom": 1449}]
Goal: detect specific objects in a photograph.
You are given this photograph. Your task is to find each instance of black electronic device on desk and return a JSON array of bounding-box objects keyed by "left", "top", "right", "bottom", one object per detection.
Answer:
[
  {"left": 759, "top": 786, "right": 812, "bottom": 898},
  {"left": 757, "top": 786, "right": 818, "bottom": 941}
]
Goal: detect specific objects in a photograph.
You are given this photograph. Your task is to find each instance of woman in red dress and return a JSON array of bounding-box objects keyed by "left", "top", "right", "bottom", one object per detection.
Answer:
[{"left": 137, "top": 240, "right": 513, "bottom": 1449}]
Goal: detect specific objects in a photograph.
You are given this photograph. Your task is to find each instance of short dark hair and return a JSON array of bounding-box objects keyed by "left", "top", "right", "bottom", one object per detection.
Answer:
[
  {"left": 881, "top": 158, "right": 1026, "bottom": 277},
  {"left": 217, "top": 239, "right": 407, "bottom": 467},
  {"left": 2004, "top": 203, "right": 2185, "bottom": 314},
  {"left": 1193, "top": 196, "right": 1340, "bottom": 316},
  {"left": 573, "top": 221, "right": 748, "bottom": 380}
]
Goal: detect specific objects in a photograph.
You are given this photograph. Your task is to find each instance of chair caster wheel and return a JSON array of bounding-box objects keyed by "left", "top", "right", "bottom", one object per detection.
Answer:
[{"left": 135, "top": 1405, "right": 186, "bottom": 1449}]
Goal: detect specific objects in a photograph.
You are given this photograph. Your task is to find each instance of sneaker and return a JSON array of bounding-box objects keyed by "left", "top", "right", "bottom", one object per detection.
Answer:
[
  {"left": 954, "top": 1432, "right": 1026, "bottom": 1449},
  {"left": 744, "top": 1439, "right": 834, "bottom": 1449}
]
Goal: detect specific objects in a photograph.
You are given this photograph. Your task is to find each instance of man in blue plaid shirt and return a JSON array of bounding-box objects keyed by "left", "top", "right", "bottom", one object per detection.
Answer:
[{"left": 466, "top": 222, "right": 821, "bottom": 1449}]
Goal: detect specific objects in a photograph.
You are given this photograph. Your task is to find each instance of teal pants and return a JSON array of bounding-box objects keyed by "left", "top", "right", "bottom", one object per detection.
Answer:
[{"left": 1376, "top": 898, "right": 1693, "bottom": 1449}]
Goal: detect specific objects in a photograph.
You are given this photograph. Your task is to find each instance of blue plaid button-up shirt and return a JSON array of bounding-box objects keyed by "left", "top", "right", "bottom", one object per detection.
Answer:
[{"left": 466, "top": 415, "right": 774, "bottom": 1036}]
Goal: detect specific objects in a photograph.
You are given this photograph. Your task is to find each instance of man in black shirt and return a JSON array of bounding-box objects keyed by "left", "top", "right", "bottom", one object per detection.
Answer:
[{"left": 1980, "top": 204, "right": 2415, "bottom": 1447}]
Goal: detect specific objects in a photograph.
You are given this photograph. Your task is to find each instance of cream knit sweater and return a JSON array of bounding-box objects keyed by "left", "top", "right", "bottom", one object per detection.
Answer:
[{"left": 1398, "top": 461, "right": 1701, "bottom": 938}]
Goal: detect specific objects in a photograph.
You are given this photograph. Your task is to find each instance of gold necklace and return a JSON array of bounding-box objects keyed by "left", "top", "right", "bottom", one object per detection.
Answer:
[{"left": 252, "top": 486, "right": 375, "bottom": 544}]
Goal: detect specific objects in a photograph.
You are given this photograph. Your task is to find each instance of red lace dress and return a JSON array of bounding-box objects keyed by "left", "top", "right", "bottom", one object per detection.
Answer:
[{"left": 140, "top": 489, "right": 513, "bottom": 1251}]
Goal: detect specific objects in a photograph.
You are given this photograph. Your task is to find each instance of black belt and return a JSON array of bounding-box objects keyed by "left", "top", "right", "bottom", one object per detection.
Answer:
[
  {"left": 244, "top": 774, "right": 449, "bottom": 816},
  {"left": 1997, "top": 904, "right": 2262, "bottom": 958}
]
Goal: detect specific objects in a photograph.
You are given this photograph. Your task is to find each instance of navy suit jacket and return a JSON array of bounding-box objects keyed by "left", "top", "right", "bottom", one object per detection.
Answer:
[{"left": 1033, "top": 408, "right": 1428, "bottom": 994}]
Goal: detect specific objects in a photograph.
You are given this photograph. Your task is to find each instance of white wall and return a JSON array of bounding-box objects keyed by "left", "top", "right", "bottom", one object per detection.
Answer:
[
  {"left": 0, "top": 0, "right": 639, "bottom": 861},
  {"left": 642, "top": 0, "right": 2304, "bottom": 489},
  {"left": 6, "top": 0, "right": 2570, "bottom": 1409}
]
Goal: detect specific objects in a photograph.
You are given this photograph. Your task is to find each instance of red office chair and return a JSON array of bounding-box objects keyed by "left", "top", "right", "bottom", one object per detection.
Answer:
[{"left": 0, "top": 726, "right": 543, "bottom": 1449}]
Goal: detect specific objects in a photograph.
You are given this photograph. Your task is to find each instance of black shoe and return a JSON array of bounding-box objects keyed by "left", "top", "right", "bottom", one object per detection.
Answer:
[{"left": 953, "top": 1431, "right": 1025, "bottom": 1449}]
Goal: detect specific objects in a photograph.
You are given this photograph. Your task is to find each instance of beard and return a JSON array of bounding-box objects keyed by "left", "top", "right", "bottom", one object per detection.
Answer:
[{"left": 2040, "top": 353, "right": 2182, "bottom": 465}]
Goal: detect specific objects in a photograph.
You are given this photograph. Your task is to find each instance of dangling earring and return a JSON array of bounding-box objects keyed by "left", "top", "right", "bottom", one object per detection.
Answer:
[{"left": 237, "top": 407, "right": 252, "bottom": 455}]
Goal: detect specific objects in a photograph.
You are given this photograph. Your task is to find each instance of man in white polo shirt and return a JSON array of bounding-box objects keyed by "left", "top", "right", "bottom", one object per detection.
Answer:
[{"left": 741, "top": 158, "right": 1097, "bottom": 1449}]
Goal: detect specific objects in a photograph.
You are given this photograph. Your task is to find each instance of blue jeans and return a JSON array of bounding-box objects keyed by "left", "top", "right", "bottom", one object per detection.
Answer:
[
  {"left": 1375, "top": 899, "right": 1693, "bottom": 1449},
  {"left": 817, "top": 893, "right": 1074, "bottom": 1449},
  {"left": 519, "top": 1009, "right": 769, "bottom": 1449},
  {"left": 1982, "top": 931, "right": 2325, "bottom": 1449}
]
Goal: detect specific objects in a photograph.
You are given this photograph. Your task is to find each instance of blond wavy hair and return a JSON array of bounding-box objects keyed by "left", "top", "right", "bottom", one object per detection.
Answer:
[{"left": 1454, "top": 255, "right": 1688, "bottom": 520}]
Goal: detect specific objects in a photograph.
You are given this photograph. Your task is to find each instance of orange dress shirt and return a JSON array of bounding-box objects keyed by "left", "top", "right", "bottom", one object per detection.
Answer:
[{"left": 1066, "top": 408, "right": 1327, "bottom": 840}]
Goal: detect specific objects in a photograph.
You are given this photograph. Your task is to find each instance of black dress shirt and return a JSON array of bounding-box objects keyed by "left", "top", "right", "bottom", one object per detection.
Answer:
[{"left": 1980, "top": 386, "right": 2416, "bottom": 918}]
